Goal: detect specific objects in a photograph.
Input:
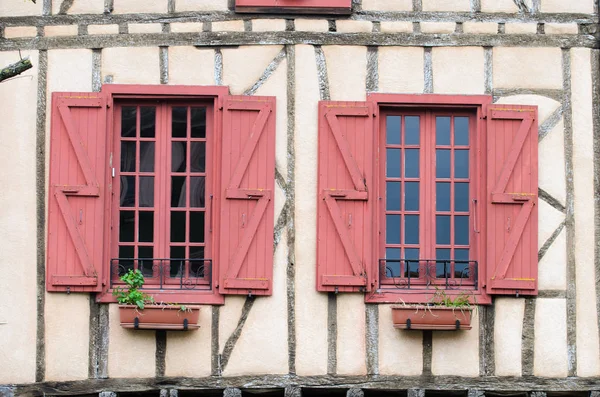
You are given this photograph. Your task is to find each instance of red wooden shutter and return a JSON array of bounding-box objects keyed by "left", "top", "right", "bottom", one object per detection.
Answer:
[
  {"left": 486, "top": 104, "right": 538, "bottom": 295},
  {"left": 47, "top": 92, "right": 108, "bottom": 292},
  {"left": 317, "top": 101, "right": 375, "bottom": 292},
  {"left": 219, "top": 95, "right": 276, "bottom": 296}
]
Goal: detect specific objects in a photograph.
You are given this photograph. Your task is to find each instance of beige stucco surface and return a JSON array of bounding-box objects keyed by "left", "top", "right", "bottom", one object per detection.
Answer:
[
  {"left": 293, "top": 45, "right": 329, "bottom": 376},
  {"left": 571, "top": 48, "right": 600, "bottom": 376},
  {"left": 463, "top": 22, "right": 497, "bottom": 34},
  {"left": 378, "top": 305, "right": 423, "bottom": 375},
  {"left": 380, "top": 22, "right": 413, "bottom": 33},
  {"left": 539, "top": 120, "right": 567, "bottom": 206},
  {"left": 538, "top": 200, "right": 565, "bottom": 255},
  {"left": 545, "top": 23, "right": 579, "bottom": 34},
  {"left": 212, "top": 21, "right": 245, "bottom": 32},
  {"left": 337, "top": 294, "right": 367, "bottom": 375},
  {"left": 112, "top": 0, "right": 167, "bottom": 13},
  {"left": 295, "top": 19, "right": 329, "bottom": 32},
  {"left": 128, "top": 23, "right": 163, "bottom": 34},
  {"left": 420, "top": 22, "right": 456, "bottom": 34},
  {"left": 0, "top": 0, "right": 42, "bottom": 16},
  {"left": 176, "top": 0, "right": 228, "bottom": 11},
  {"left": 0, "top": 50, "right": 39, "bottom": 384},
  {"left": 4, "top": 26, "right": 37, "bottom": 38},
  {"left": 494, "top": 298, "right": 525, "bottom": 376},
  {"left": 171, "top": 22, "right": 203, "bottom": 33},
  {"left": 336, "top": 20, "right": 373, "bottom": 33},
  {"left": 505, "top": 23, "right": 537, "bottom": 34},
  {"left": 542, "top": 0, "right": 593, "bottom": 13},
  {"left": 361, "top": 0, "right": 412, "bottom": 11},
  {"left": 432, "top": 47, "right": 484, "bottom": 94},
  {"left": 423, "top": 0, "right": 470, "bottom": 11},
  {"left": 493, "top": 48, "right": 563, "bottom": 90},
  {"left": 222, "top": 45, "right": 283, "bottom": 95},
  {"left": 253, "top": 19, "right": 286, "bottom": 32},
  {"left": 323, "top": 46, "right": 367, "bottom": 101},
  {"left": 102, "top": 47, "right": 160, "bottom": 84},
  {"left": 44, "top": 294, "right": 90, "bottom": 381},
  {"left": 168, "top": 47, "right": 215, "bottom": 86},
  {"left": 538, "top": 229, "right": 567, "bottom": 290},
  {"left": 378, "top": 47, "right": 424, "bottom": 94},
  {"left": 165, "top": 307, "right": 212, "bottom": 377},
  {"left": 533, "top": 299, "right": 568, "bottom": 377},
  {"left": 45, "top": 25, "right": 78, "bottom": 36},
  {"left": 88, "top": 24, "right": 119, "bottom": 35},
  {"left": 431, "top": 310, "right": 480, "bottom": 376},
  {"left": 480, "top": 0, "right": 518, "bottom": 12},
  {"left": 52, "top": 0, "right": 104, "bottom": 14}
]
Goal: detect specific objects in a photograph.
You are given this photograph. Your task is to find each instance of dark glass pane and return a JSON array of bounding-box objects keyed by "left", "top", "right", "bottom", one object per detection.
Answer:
[
  {"left": 191, "top": 107, "right": 206, "bottom": 138},
  {"left": 405, "top": 215, "right": 419, "bottom": 245},
  {"left": 169, "top": 246, "right": 186, "bottom": 278},
  {"left": 404, "top": 248, "right": 420, "bottom": 278},
  {"left": 386, "top": 182, "right": 401, "bottom": 211},
  {"left": 436, "top": 149, "right": 451, "bottom": 178},
  {"left": 138, "top": 246, "right": 154, "bottom": 278},
  {"left": 172, "top": 142, "right": 187, "bottom": 172},
  {"left": 436, "top": 116, "right": 451, "bottom": 145},
  {"left": 436, "top": 248, "right": 451, "bottom": 278},
  {"left": 138, "top": 212, "right": 154, "bottom": 242},
  {"left": 455, "top": 249, "right": 470, "bottom": 278},
  {"left": 191, "top": 142, "right": 206, "bottom": 172},
  {"left": 405, "top": 182, "right": 419, "bottom": 211},
  {"left": 189, "top": 246, "right": 205, "bottom": 277},
  {"left": 118, "top": 246, "right": 134, "bottom": 275},
  {"left": 405, "top": 149, "right": 419, "bottom": 178},
  {"left": 405, "top": 116, "right": 420, "bottom": 145},
  {"left": 455, "top": 216, "right": 470, "bottom": 245},
  {"left": 386, "top": 215, "right": 401, "bottom": 244},
  {"left": 386, "top": 116, "right": 401, "bottom": 145},
  {"left": 455, "top": 150, "right": 469, "bottom": 178},
  {"left": 119, "top": 211, "right": 135, "bottom": 242},
  {"left": 139, "top": 176, "right": 154, "bottom": 207},
  {"left": 455, "top": 183, "right": 469, "bottom": 212},
  {"left": 171, "top": 176, "right": 186, "bottom": 207},
  {"left": 170, "top": 211, "right": 186, "bottom": 242},
  {"left": 120, "top": 176, "right": 135, "bottom": 207},
  {"left": 386, "top": 149, "right": 401, "bottom": 177},
  {"left": 140, "top": 142, "right": 155, "bottom": 173},
  {"left": 140, "top": 106, "right": 156, "bottom": 138},
  {"left": 436, "top": 215, "right": 451, "bottom": 245},
  {"left": 454, "top": 117, "right": 469, "bottom": 146},
  {"left": 436, "top": 182, "right": 451, "bottom": 212},
  {"left": 190, "top": 177, "right": 206, "bottom": 208},
  {"left": 172, "top": 107, "right": 187, "bottom": 138},
  {"left": 385, "top": 248, "right": 401, "bottom": 278},
  {"left": 121, "top": 107, "right": 136, "bottom": 138},
  {"left": 120, "top": 141, "right": 136, "bottom": 172},
  {"left": 189, "top": 212, "right": 205, "bottom": 243}
]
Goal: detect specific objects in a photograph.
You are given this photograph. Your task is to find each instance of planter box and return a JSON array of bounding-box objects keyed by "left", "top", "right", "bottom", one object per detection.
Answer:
[
  {"left": 118, "top": 304, "right": 201, "bottom": 330},
  {"left": 391, "top": 305, "right": 473, "bottom": 330}
]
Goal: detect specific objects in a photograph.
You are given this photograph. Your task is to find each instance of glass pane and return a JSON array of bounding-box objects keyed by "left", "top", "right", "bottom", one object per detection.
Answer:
[
  {"left": 385, "top": 248, "right": 401, "bottom": 278},
  {"left": 436, "top": 182, "right": 451, "bottom": 212},
  {"left": 404, "top": 182, "right": 419, "bottom": 211},
  {"left": 386, "top": 182, "right": 401, "bottom": 211},
  {"left": 436, "top": 116, "right": 451, "bottom": 145},
  {"left": 118, "top": 246, "right": 134, "bottom": 275},
  {"left": 139, "top": 176, "right": 154, "bottom": 207},
  {"left": 455, "top": 249, "right": 470, "bottom": 278},
  {"left": 189, "top": 212, "right": 205, "bottom": 243},
  {"left": 140, "top": 107, "right": 156, "bottom": 138},
  {"left": 436, "top": 248, "right": 451, "bottom": 278},
  {"left": 140, "top": 142, "right": 155, "bottom": 173},
  {"left": 138, "top": 246, "right": 154, "bottom": 278},
  {"left": 436, "top": 149, "right": 451, "bottom": 178},
  {"left": 171, "top": 176, "right": 186, "bottom": 208},
  {"left": 404, "top": 248, "right": 419, "bottom": 278},
  {"left": 170, "top": 211, "right": 186, "bottom": 243},
  {"left": 386, "top": 116, "right": 401, "bottom": 145},
  {"left": 172, "top": 107, "right": 187, "bottom": 138},
  {"left": 120, "top": 141, "right": 136, "bottom": 172},
  {"left": 191, "top": 142, "right": 206, "bottom": 173},
  {"left": 121, "top": 107, "right": 136, "bottom": 138},
  {"left": 405, "top": 149, "right": 419, "bottom": 178},
  {"left": 172, "top": 142, "right": 187, "bottom": 172},
  {"left": 119, "top": 211, "right": 134, "bottom": 242},
  {"left": 436, "top": 215, "right": 451, "bottom": 245},
  {"left": 454, "top": 117, "right": 469, "bottom": 146},
  {"left": 405, "top": 116, "right": 420, "bottom": 145},
  {"left": 455, "top": 150, "right": 469, "bottom": 178},
  {"left": 455, "top": 216, "right": 470, "bottom": 245},
  {"left": 120, "top": 176, "right": 135, "bottom": 207},
  {"left": 386, "top": 215, "right": 401, "bottom": 244},
  {"left": 170, "top": 246, "right": 186, "bottom": 278},
  {"left": 405, "top": 215, "right": 419, "bottom": 245},
  {"left": 138, "top": 212, "right": 154, "bottom": 243},
  {"left": 386, "top": 149, "right": 401, "bottom": 177},
  {"left": 191, "top": 107, "right": 206, "bottom": 138},
  {"left": 190, "top": 177, "right": 206, "bottom": 208},
  {"left": 455, "top": 183, "right": 469, "bottom": 212},
  {"left": 189, "top": 246, "right": 205, "bottom": 277}
]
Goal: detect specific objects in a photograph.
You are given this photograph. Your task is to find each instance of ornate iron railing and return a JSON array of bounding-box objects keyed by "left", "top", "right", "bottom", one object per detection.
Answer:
[{"left": 379, "top": 258, "right": 478, "bottom": 291}]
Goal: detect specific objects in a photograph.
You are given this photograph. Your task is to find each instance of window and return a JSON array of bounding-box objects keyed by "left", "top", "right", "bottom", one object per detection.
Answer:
[
  {"left": 316, "top": 95, "right": 539, "bottom": 304},
  {"left": 235, "top": 0, "right": 351, "bottom": 14},
  {"left": 46, "top": 86, "right": 277, "bottom": 304}
]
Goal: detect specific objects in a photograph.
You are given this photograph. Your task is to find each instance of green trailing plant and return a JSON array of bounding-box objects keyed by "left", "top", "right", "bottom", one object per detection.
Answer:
[
  {"left": 428, "top": 288, "right": 474, "bottom": 309},
  {"left": 112, "top": 269, "right": 154, "bottom": 310}
]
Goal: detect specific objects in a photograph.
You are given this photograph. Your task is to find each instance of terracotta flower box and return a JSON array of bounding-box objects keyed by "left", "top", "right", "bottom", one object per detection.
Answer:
[
  {"left": 391, "top": 305, "right": 473, "bottom": 330},
  {"left": 118, "top": 304, "right": 201, "bottom": 331}
]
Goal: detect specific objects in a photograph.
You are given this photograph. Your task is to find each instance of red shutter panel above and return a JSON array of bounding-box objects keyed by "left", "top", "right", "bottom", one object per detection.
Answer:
[
  {"left": 317, "top": 101, "right": 375, "bottom": 293},
  {"left": 486, "top": 104, "right": 538, "bottom": 296},
  {"left": 47, "top": 92, "right": 108, "bottom": 292},
  {"left": 219, "top": 96, "right": 276, "bottom": 296}
]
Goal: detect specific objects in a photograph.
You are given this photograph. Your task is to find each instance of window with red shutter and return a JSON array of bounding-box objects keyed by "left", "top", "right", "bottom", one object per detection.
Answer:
[{"left": 235, "top": 0, "right": 351, "bottom": 14}]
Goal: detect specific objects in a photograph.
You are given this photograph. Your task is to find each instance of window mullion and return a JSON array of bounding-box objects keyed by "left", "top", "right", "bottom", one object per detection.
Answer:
[{"left": 158, "top": 103, "right": 169, "bottom": 262}]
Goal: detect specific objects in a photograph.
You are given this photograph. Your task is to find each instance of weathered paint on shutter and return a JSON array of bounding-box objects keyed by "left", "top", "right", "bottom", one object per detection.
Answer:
[
  {"left": 47, "top": 92, "right": 108, "bottom": 292},
  {"left": 219, "top": 95, "right": 276, "bottom": 296},
  {"left": 317, "top": 101, "right": 375, "bottom": 292},
  {"left": 486, "top": 104, "right": 538, "bottom": 296}
]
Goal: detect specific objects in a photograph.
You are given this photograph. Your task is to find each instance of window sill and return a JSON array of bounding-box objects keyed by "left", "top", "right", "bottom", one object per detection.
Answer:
[
  {"left": 96, "top": 288, "right": 225, "bottom": 305},
  {"left": 365, "top": 288, "right": 491, "bottom": 305}
]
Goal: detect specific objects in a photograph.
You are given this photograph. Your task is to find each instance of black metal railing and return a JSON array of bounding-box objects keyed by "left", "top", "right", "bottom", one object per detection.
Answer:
[
  {"left": 379, "top": 258, "right": 478, "bottom": 291},
  {"left": 110, "top": 258, "right": 212, "bottom": 291}
]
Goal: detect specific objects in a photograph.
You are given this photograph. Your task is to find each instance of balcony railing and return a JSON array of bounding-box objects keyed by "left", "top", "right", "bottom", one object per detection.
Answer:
[{"left": 379, "top": 258, "right": 478, "bottom": 291}]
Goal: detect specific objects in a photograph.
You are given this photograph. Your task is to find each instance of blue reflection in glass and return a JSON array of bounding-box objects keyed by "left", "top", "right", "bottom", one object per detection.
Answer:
[
  {"left": 436, "top": 215, "right": 451, "bottom": 245},
  {"left": 436, "top": 248, "right": 451, "bottom": 278},
  {"left": 436, "top": 149, "right": 451, "bottom": 178},
  {"left": 386, "top": 215, "right": 401, "bottom": 244},
  {"left": 386, "top": 182, "right": 401, "bottom": 211},
  {"left": 405, "top": 248, "right": 420, "bottom": 278},
  {"left": 454, "top": 117, "right": 469, "bottom": 146},
  {"left": 455, "top": 150, "right": 469, "bottom": 178},
  {"left": 386, "top": 248, "right": 401, "bottom": 278},
  {"left": 436, "top": 116, "right": 451, "bottom": 145},
  {"left": 455, "top": 216, "right": 469, "bottom": 245},
  {"left": 436, "top": 182, "right": 450, "bottom": 211},
  {"left": 386, "top": 116, "right": 401, "bottom": 145},
  {"left": 455, "top": 183, "right": 469, "bottom": 212},
  {"left": 455, "top": 249, "right": 470, "bottom": 278},
  {"left": 405, "top": 149, "right": 419, "bottom": 178},
  {"left": 405, "top": 215, "right": 419, "bottom": 244},
  {"left": 386, "top": 149, "right": 401, "bottom": 177},
  {"left": 405, "top": 116, "right": 420, "bottom": 145},
  {"left": 405, "top": 182, "right": 419, "bottom": 211}
]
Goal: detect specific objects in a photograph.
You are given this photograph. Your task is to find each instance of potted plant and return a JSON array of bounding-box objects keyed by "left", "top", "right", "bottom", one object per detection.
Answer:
[
  {"left": 113, "top": 269, "right": 201, "bottom": 331},
  {"left": 390, "top": 289, "right": 474, "bottom": 331}
]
